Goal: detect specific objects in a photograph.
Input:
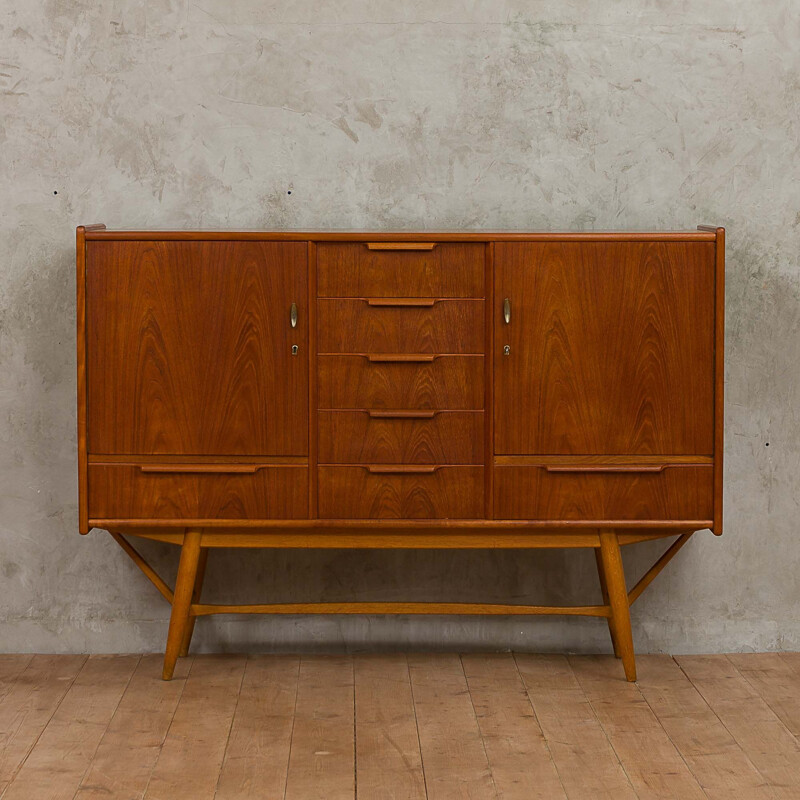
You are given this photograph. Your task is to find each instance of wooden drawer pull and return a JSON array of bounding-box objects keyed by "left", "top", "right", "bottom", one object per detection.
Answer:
[
  {"left": 544, "top": 465, "right": 667, "bottom": 474},
  {"left": 367, "top": 410, "right": 437, "bottom": 419},
  {"left": 365, "top": 242, "right": 436, "bottom": 251},
  {"left": 365, "top": 298, "right": 437, "bottom": 307},
  {"left": 366, "top": 465, "right": 438, "bottom": 474},
  {"left": 139, "top": 465, "right": 261, "bottom": 474},
  {"left": 366, "top": 354, "right": 436, "bottom": 363}
]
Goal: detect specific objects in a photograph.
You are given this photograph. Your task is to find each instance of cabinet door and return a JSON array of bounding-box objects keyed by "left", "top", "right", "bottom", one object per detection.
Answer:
[
  {"left": 494, "top": 242, "right": 715, "bottom": 455},
  {"left": 87, "top": 241, "right": 308, "bottom": 455}
]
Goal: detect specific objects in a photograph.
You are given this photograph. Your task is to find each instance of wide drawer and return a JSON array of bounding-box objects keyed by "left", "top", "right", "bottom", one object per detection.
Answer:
[
  {"left": 317, "top": 242, "right": 484, "bottom": 297},
  {"left": 317, "top": 299, "right": 484, "bottom": 354},
  {"left": 88, "top": 463, "right": 308, "bottom": 520},
  {"left": 318, "top": 466, "right": 484, "bottom": 519},
  {"left": 493, "top": 463, "right": 713, "bottom": 521},
  {"left": 318, "top": 355, "right": 484, "bottom": 409},
  {"left": 319, "top": 410, "right": 484, "bottom": 464}
]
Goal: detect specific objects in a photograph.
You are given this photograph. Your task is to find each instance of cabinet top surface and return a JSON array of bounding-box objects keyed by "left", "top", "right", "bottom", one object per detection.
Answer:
[{"left": 80, "top": 227, "right": 722, "bottom": 242}]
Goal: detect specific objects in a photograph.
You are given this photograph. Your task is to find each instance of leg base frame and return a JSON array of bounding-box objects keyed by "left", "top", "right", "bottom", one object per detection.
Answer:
[{"left": 107, "top": 528, "right": 695, "bottom": 683}]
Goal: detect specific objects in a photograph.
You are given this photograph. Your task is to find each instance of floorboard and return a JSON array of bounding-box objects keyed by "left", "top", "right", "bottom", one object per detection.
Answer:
[
  {"left": 677, "top": 654, "right": 800, "bottom": 800},
  {"left": 728, "top": 653, "right": 800, "bottom": 738},
  {"left": 569, "top": 655, "right": 706, "bottom": 800},
  {"left": 0, "top": 654, "right": 87, "bottom": 794},
  {"left": 1, "top": 655, "right": 137, "bottom": 800},
  {"left": 143, "top": 654, "right": 246, "bottom": 800},
  {"left": 214, "top": 655, "right": 300, "bottom": 800},
  {"left": 463, "top": 653, "right": 566, "bottom": 800},
  {"left": 74, "top": 654, "right": 191, "bottom": 800},
  {"left": 408, "top": 653, "right": 496, "bottom": 800},
  {"left": 636, "top": 654, "right": 774, "bottom": 800},
  {"left": 354, "top": 654, "right": 426, "bottom": 800},
  {"left": 0, "top": 652, "right": 797, "bottom": 799},
  {"left": 515, "top": 654, "right": 638, "bottom": 800},
  {"left": 283, "top": 655, "right": 355, "bottom": 800}
]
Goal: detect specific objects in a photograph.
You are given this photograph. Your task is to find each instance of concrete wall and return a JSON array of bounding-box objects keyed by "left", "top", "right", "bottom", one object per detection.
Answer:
[{"left": 1, "top": 1, "right": 798, "bottom": 654}]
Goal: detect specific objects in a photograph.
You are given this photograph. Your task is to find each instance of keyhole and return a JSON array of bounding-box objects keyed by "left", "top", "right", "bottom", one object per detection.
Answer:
[
  {"left": 291, "top": 345, "right": 299, "bottom": 355},
  {"left": 503, "top": 345, "right": 510, "bottom": 356}
]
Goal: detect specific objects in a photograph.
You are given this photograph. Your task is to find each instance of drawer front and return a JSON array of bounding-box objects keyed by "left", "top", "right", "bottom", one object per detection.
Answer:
[
  {"left": 318, "top": 410, "right": 484, "bottom": 464},
  {"left": 494, "top": 464, "right": 713, "bottom": 521},
  {"left": 317, "top": 242, "right": 485, "bottom": 297},
  {"left": 318, "top": 355, "right": 484, "bottom": 410},
  {"left": 88, "top": 464, "right": 308, "bottom": 520},
  {"left": 318, "top": 466, "right": 484, "bottom": 519},
  {"left": 317, "top": 299, "right": 484, "bottom": 354}
]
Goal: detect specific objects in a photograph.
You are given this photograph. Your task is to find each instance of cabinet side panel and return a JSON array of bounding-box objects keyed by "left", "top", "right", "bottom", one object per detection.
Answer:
[
  {"left": 714, "top": 228, "right": 725, "bottom": 533},
  {"left": 76, "top": 227, "right": 88, "bottom": 533}
]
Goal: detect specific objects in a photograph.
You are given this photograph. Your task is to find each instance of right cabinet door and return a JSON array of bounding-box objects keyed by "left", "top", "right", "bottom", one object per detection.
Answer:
[{"left": 494, "top": 241, "right": 715, "bottom": 455}]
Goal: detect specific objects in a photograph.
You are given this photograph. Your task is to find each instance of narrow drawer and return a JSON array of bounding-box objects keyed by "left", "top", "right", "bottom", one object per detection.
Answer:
[
  {"left": 319, "top": 410, "right": 484, "bottom": 464},
  {"left": 317, "top": 242, "right": 485, "bottom": 297},
  {"left": 493, "top": 463, "right": 713, "bottom": 521},
  {"left": 318, "top": 465, "right": 484, "bottom": 519},
  {"left": 318, "top": 355, "right": 484, "bottom": 410},
  {"left": 88, "top": 463, "right": 308, "bottom": 520},
  {"left": 318, "top": 299, "right": 484, "bottom": 354}
]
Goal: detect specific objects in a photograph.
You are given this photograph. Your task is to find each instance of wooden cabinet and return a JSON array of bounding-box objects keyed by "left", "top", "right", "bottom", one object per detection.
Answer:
[
  {"left": 77, "top": 227, "right": 725, "bottom": 682},
  {"left": 86, "top": 240, "right": 308, "bottom": 456},
  {"left": 494, "top": 241, "right": 715, "bottom": 455}
]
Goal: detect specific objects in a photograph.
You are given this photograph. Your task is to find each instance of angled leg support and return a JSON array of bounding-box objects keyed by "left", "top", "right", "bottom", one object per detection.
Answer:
[
  {"left": 599, "top": 530, "right": 636, "bottom": 682},
  {"left": 163, "top": 529, "right": 203, "bottom": 680},
  {"left": 179, "top": 547, "right": 209, "bottom": 657},
  {"left": 595, "top": 548, "right": 621, "bottom": 658}
]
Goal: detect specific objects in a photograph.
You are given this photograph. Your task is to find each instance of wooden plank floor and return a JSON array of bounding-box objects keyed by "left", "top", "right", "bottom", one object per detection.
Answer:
[{"left": 1, "top": 653, "right": 799, "bottom": 799}]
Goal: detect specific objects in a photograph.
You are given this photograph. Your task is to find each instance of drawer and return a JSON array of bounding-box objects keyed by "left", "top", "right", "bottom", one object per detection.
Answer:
[
  {"left": 319, "top": 410, "right": 484, "bottom": 464},
  {"left": 318, "top": 299, "right": 484, "bottom": 354},
  {"left": 318, "top": 355, "right": 484, "bottom": 410},
  {"left": 88, "top": 463, "right": 308, "bottom": 520},
  {"left": 317, "top": 242, "right": 484, "bottom": 297},
  {"left": 493, "top": 463, "right": 713, "bottom": 521},
  {"left": 318, "top": 466, "right": 484, "bottom": 519}
]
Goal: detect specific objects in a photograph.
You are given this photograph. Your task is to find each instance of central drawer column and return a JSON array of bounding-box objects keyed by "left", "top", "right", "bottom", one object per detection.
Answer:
[{"left": 315, "top": 241, "right": 486, "bottom": 519}]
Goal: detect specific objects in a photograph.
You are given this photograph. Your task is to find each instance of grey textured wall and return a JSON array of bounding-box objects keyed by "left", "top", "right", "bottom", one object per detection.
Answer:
[{"left": 1, "top": 1, "right": 798, "bottom": 655}]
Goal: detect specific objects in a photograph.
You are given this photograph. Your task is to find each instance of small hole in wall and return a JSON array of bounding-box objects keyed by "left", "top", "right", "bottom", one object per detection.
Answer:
[
  {"left": 53, "top": 191, "right": 58, "bottom": 195},
  {"left": 287, "top": 190, "right": 292, "bottom": 195},
  {"left": 765, "top": 442, "right": 770, "bottom": 447}
]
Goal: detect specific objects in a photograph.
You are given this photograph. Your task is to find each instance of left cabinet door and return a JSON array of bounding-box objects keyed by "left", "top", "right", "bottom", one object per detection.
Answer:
[{"left": 87, "top": 241, "right": 308, "bottom": 455}]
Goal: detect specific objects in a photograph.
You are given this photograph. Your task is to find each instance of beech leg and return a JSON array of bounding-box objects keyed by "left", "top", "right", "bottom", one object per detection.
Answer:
[
  {"left": 163, "top": 528, "right": 203, "bottom": 680},
  {"left": 179, "top": 547, "right": 209, "bottom": 658},
  {"left": 599, "top": 530, "right": 636, "bottom": 681},
  {"left": 594, "top": 547, "right": 621, "bottom": 658}
]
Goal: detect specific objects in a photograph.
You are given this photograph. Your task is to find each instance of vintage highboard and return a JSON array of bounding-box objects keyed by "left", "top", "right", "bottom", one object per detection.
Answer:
[{"left": 76, "top": 225, "right": 725, "bottom": 681}]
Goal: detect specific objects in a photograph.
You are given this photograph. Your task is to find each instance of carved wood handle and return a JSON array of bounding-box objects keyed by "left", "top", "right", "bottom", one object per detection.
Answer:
[
  {"left": 544, "top": 466, "right": 667, "bottom": 473},
  {"left": 139, "top": 465, "right": 261, "bottom": 474},
  {"left": 365, "top": 298, "right": 437, "bottom": 307},
  {"left": 366, "top": 354, "right": 436, "bottom": 363},
  {"left": 366, "top": 465, "right": 439, "bottom": 474},
  {"left": 367, "top": 410, "right": 437, "bottom": 419},
  {"left": 365, "top": 242, "right": 437, "bottom": 250}
]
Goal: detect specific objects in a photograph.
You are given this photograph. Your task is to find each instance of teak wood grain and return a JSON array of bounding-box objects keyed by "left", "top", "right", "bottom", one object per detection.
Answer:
[
  {"left": 87, "top": 240, "right": 308, "bottom": 456},
  {"left": 318, "top": 355, "right": 484, "bottom": 409},
  {"left": 89, "top": 464, "right": 308, "bottom": 520},
  {"left": 317, "top": 241, "right": 485, "bottom": 297},
  {"left": 318, "top": 466, "right": 484, "bottom": 519},
  {"left": 77, "top": 227, "right": 724, "bottom": 683},
  {"left": 317, "top": 298, "right": 485, "bottom": 354},
  {"left": 318, "top": 410, "right": 484, "bottom": 464},
  {"left": 494, "top": 464, "right": 713, "bottom": 521},
  {"left": 494, "top": 241, "right": 715, "bottom": 455}
]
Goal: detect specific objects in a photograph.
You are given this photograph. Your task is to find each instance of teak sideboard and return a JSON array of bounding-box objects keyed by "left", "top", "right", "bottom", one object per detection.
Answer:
[{"left": 76, "top": 226, "right": 725, "bottom": 681}]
